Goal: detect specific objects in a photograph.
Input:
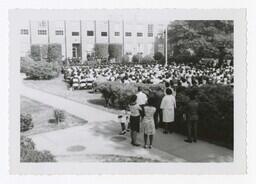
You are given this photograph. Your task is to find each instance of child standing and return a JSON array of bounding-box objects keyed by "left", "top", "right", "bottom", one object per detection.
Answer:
[
  {"left": 117, "top": 109, "right": 129, "bottom": 135},
  {"left": 141, "top": 97, "right": 156, "bottom": 149},
  {"left": 128, "top": 95, "right": 142, "bottom": 146}
]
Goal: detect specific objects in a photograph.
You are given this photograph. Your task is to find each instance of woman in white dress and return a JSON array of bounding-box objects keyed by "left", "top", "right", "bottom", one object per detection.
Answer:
[{"left": 160, "top": 88, "right": 176, "bottom": 134}]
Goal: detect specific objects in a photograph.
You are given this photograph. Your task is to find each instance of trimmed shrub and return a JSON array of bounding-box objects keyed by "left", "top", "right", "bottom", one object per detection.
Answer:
[
  {"left": 20, "top": 56, "right": 34, "bottom": 74},
  {"left": 95, "top": 81, "right": 233, "bottom": 148},
  {"left": 20, "top": 113, "right": 33, "bottom": 132},
  {"left": 20, "top": 136, "right": 56, "bottom": 162},
  {"left": 141, "top": 55, "right": 155, "bottom": 64},
  {"left": 154, "top": 52, "right": 164, "bottom": 62},
  {"left": 108, "top": 44, "right": 122, "bottom": 62},
  {"left": 48, "top": 43, "right": 62, "bottom": 63},
  {"left": 121, "top": 55, "right": 130, "bottom": 64},
  {"left": 95, "top": 43, "right": 109, "bottom": 59},
  {"left": 54, "top": 109, "right": 66, "bottom": 123},
  {"left": 132, "top": 54, "right": 143, "bottom": 63},
  {"left": 30, "top": 45, "right": 41, "bottom": 61},
  {"left": 20, "top": 56, "right": 60, "bottom": 80},
  {"left": 30, "top": 44, "right": 62, "bottom": 63}
]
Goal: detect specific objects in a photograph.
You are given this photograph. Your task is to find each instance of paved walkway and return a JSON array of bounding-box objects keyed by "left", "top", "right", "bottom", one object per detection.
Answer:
[{"left": 21, "top": 85, "right": 233, "bottom": 162}]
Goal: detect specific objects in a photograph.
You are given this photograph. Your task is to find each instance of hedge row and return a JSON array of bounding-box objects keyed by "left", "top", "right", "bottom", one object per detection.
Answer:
[
  {"left": 21, "top": 56, "right": 60, "bottom": 80},
  {"left": 30, "top": 43, "right": 62, "bottom": 63},
  {"left": 20, "top": 136, "right": 56, "bottom": 162},
  {"left": 95, "top": 82, "right": 233, "bottom": 148},
  {"left": 20, "top": 113, "right": 33, "bottom": 132}
]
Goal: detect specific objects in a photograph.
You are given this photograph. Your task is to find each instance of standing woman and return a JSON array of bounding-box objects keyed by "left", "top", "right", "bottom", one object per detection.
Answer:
[
  {"left": 142, "top": 97, "right": 156, "bottom": 149},
  {"left": 160, "top": 88, "right": 176, "bottom": 134},
  {"left": 128, "top": 95, "right": 142, "bottom": 146}
]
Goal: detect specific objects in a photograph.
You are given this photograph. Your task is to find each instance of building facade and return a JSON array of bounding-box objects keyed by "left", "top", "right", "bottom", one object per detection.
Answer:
[{"left": 19, "top": 20, "right": 166, "bottom": 60}]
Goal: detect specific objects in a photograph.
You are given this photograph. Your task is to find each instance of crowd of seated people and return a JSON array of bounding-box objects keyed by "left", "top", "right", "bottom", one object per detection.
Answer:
[{"left": 63, "top": 61, "right": 233, "bottom": 90}]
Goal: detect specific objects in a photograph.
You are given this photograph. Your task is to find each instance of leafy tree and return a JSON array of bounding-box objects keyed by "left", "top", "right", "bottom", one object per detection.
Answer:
[
  {"left": 95, "top": 44, "right": 109, "bottom": 60},
  {"left": 108, "top": 44, "right": 122, "bottom": 62},
  {"left": 167, "top": 20, "right": 233, "bottom": 63}
]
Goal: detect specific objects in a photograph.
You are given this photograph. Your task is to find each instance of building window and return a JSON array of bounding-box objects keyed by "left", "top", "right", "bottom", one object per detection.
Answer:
[
  {"left": 114, "top": 32, "right": 120, "bottom": 36},
  {"left": 20, "top": 29, "right": 29, "bottom": 35},
  {"left": 148, "top": 33, "right": 153, "bottom": 37},
  {"left": 101, "top": 32, "right": 108, "bottom": 37},
  {"left": 137, "top": 32, "right": 143, "bottom": 37},
  {"left": 55, "top": 30, "right": 64, "bottom": 35},
  {"left": 148, "top": 24, "right": 154, "bottom": 37},
  {"left": 87, "top": 30, "right": 94, "bottom": 36},
  {"left": 125, "top": 32, "right": 132, "bottom": 37},
  {"left": 38, "top": 30, "right": 47, "bottom": 35},
  {"left": 72, "top": 32, "right": 79, "bottom": 36}
]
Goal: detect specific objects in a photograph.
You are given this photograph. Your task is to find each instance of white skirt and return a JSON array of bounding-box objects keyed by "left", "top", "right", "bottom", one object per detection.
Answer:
[{"left": 162, "top": 109, "right": 175, "bottom": 123}]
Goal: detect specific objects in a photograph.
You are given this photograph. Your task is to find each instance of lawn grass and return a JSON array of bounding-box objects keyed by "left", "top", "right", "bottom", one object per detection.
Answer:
[{"left": 21, "top": 96, "right": 87, "bottom": 136}]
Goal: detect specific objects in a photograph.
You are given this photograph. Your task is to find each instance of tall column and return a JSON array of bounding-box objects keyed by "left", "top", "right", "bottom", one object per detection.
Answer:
[
  {"left": 64, "top": 20, "right": 68, "bottom": 64},
  {"left": 29, "top": 20, "right": 32, "bottom": 49},
  {"left": 108, "top": 20, "right": 110, "bottom": 44},
  {"left": 47, "top": 20, "right": 50, "bottom": 44},
  {"left": 165, "top": 25, "right": 168, "bottom": 66},
  {"left": 122, "top": 20, "right": 124, "bottom": 56},
  {"left": 80, "top": 20, "right": 83, "bottom": 61}
]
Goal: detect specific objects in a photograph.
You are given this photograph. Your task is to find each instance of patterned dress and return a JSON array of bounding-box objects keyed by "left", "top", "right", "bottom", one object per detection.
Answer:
[{"left": 142, "top": 106, "right": 156, "bottom": 135}]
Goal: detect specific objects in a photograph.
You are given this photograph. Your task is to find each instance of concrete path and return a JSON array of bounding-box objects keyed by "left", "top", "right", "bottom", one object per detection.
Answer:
[{"left": 21, "top": 85, "right": 233, "bottom": 162}]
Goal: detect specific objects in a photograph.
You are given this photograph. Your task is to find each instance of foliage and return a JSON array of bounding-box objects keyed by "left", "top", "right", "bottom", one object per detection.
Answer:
[
  {"left": 30, "top": 44, "right": 62, "bottom": 63},
  {"left": 20, "top": 136, "right": 56, "bottom": 162},
  {"left": 132, "top": 54, "right": 143, "bottom": 63},
  {"left": 48, "top": 43, "right": 62, "bottom": 63},
  {"left": 108, "top": 44, "right": 123, "bottom": 62},
  {"left": 154, "top": 52, "right": 164, "bottom": 61},
  {"left": 54, "top": 109, "right": 66, "bottom": 123},
  {"left": 168, "top": 20, "right": 233, "bottom": 64},
  {"left": 30, "top": 45, "right": 41, "bottom": 61},
  {"left": 153, "top": 52, "right": 165, "bottom": 64},
  {"left": 95, "top": 44, "right": 109, "bottom": 59},
  {"left": 20, "top": 56, "right": 60, "bottom": 80},
  {"left": 121, "top": 55, "right": 130, "bottom": 64},
  {"left": 141, "top": 55, "right": 155, "bottom": 64},
  {"left": 95, "top": 81, "right": 233, "bottom": 148},
  {"left": 20, "top": 113, "right": 33, "bottom": 132}
]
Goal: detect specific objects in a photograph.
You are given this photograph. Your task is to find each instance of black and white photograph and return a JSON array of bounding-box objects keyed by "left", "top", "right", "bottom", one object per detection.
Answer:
[{"left": 8, "top": 9, "right": 246, "bottom": 174}]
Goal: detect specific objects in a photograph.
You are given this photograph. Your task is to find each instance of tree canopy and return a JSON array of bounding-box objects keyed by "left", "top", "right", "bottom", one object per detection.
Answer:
[{"left": 167, "top": 20, "right": 233, "bottom": 64}]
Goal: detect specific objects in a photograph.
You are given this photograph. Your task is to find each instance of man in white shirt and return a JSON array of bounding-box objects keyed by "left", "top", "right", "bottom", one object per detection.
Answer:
[{"left": 136, "top": 87, "right": 148, "bottom": 106}]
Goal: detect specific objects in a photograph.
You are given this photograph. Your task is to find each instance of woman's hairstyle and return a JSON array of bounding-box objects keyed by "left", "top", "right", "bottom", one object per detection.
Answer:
[
  {"left": 130, "top": 95, "right": 137, "bottom": 104},
  {"left": 166, "top": 88, "right": 173, "bottom": 95},
  {"left": 147, "top": 97, "right": 155, "bottom": 106}
]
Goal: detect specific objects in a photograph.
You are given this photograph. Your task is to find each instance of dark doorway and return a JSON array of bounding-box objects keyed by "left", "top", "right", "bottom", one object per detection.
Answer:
[{"left": 72, "top": 43, "right": 81, "bottom": 58}]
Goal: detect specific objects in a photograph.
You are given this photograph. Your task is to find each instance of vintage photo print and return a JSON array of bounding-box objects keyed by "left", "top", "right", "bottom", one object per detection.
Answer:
[{"left": 9, "top": 9, "right": 246, "bottom": 174}]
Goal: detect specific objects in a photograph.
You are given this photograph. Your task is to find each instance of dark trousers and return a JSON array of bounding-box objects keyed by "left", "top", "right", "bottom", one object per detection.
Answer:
[
  {"left": 187, "top": 120, "right": 198, "bottom": 141},
  {"left": 154, "top": 108, "right": 162, "bottom": 128}
]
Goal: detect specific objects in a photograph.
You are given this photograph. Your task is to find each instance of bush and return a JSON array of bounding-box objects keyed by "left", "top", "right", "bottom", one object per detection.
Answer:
[
  {"left": 30, "top": 45, "right": 41, "bottom": 61},
  {"left": 48, "top": 43, "right": 62, "bottom": 63},
  {"left": 132, "top": 54, "right": 143, "bottom": 63},
  {"left": 20, "top": 136, "right": 56, "bottom": 162},
  {"left": 20, "top": 113, "right": 33, "bottom": 132},
  {"left": 108, "top": 44, "right": 122, "bottom": 62},
  {"left": 96, "top": 81, "right": 233, "bottom": 148},
  {"left": 20, "top": 56, "right": 60, "bottom": 80},
  {"left": 54, "top": 109, "right": 66, "bottom": 123},
  {"left": 141, "top": 55, "right": 155, "bottom": 64},
  {"left": 154, "top": 52, "right": 164, "bottom": 62},
  {"left": 95, "top": 44, "right": 109, "bottom": 59},
  {"left": 121, "top": 55, "right": 130, "bottom": 64},
  {"left": 30, "top": 44, "right": 62, "bottom": 63}
]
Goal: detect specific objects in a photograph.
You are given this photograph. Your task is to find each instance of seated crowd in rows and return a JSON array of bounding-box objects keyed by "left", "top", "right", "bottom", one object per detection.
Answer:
[{"left": 63, "top": 61, "right": 234, "bottom": 89}]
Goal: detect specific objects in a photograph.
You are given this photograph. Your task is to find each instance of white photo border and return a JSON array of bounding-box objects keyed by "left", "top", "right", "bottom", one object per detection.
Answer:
[{"left": 9, "top": 9, "right": 247, "bottom": 175}]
